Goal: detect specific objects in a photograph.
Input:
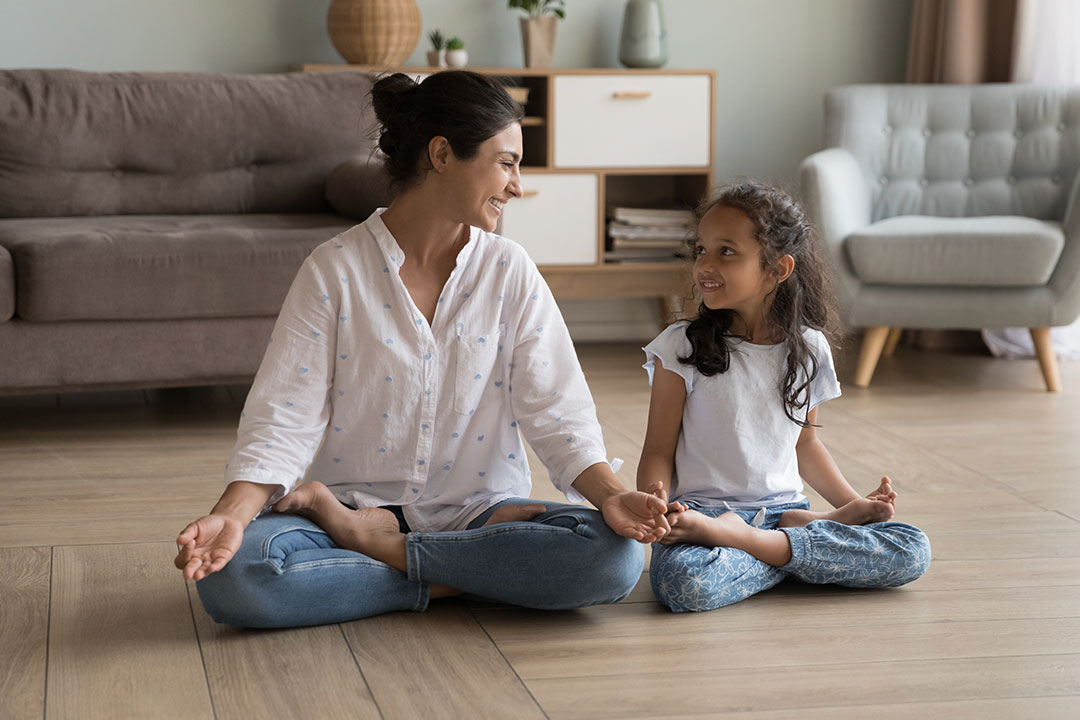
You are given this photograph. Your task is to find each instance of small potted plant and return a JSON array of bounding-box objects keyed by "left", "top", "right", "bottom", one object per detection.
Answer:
[
  {"left": 508, "top": 1, "right": 565, "bottom": 67},
  {"left": 427, "top": 30, "right": 447, "bottom": 67},
  {"left": 445, "top": 36, "right": 468, "bottom": 67}
]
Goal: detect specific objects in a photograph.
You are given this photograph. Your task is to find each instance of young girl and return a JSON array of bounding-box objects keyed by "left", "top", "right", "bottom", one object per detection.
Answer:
[{"left": 637, "top": 182, "right": 931, "bottom": 613}]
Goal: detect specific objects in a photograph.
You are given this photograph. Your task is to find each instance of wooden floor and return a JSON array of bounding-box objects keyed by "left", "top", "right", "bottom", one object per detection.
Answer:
[{"left": 2, "top": 342, "right": 1079, "bottom": 719}]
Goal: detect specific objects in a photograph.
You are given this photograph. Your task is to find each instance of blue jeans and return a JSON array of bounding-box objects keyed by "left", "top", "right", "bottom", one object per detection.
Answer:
[
  {"left": 196, "top": 498, "right": 644, "bottom": 628},
  {"left": 650, "top": 501, "right": 932, "bottom": 613}
]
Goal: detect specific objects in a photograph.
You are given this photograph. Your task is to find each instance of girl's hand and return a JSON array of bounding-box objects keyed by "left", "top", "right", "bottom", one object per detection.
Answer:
[
  {"left": 866, "top": 476, "right": 897, "bottom": 506},
  {"left": 644, "top": 479, "right": 687, "bottom": 514},
  {"left": 643, "top": 479, "right": 669, "bottom": 504},
  {"left": 601, "top": 490, "right": 671, "bottom": 543},
  {"left": 174, "top": 514, "right": 244, "bottom": 581}
]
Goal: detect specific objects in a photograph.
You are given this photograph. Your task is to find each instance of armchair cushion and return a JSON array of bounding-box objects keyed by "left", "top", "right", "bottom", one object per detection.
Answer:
[
  {"left": 325, "top": 157, "right": 394, "bottom": 220},
  {"left": 846, "top": 215, "right": 1064, "bottom": 286}
]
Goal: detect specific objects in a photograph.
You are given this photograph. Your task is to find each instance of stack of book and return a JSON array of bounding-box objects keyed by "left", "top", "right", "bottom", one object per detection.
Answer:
[{"left": 606, "top": 207, "right": 695, "bottom": 263}]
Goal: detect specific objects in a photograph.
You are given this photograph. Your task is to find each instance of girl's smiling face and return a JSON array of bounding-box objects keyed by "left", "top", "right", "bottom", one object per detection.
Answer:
[{"left": 692, "top": 205, "right": 779, "bottom": 320}]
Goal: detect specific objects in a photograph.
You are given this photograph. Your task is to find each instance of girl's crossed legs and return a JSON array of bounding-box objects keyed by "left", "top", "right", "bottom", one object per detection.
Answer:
[{"left": 649, "top": 501, "right": 931, "bottom": 613}]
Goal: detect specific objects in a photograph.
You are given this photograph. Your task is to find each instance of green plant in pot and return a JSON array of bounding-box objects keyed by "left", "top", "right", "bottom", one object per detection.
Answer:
[
  {"left": 445, "top": 36, "right": 468, "bottom": 68},
  {"left": 427, "top": 29, "right": 447, "bottom": 67},
  {"left": 508, "top": 0, "right": 565, "bottom": 67}
]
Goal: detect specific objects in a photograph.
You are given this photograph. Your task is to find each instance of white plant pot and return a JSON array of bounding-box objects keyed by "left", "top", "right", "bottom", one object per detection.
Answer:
[{"left": 445, "top": 49, "right": 468, "bottom": 67}]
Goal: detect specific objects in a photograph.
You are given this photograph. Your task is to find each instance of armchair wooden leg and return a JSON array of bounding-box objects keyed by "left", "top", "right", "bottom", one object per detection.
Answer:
[
  {"left": 854, "top": 326, "right": 891, "bottom": 388},
  {"left": 883, "top": 327, "right": 903, "bottom": 357},
  {"left": 1030, "top": 327, "right": 1062, "bottom": 392}
]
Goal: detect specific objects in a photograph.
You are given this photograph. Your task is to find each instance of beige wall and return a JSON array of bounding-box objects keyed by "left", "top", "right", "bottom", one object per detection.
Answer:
[{"left": 0, "top": 0, "right": 913, "bottom": 340}]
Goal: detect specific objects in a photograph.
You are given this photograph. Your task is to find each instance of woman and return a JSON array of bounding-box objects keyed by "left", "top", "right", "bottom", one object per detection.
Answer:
[{"left": 173, "top": 70, "right": 670, "bottom": 627}]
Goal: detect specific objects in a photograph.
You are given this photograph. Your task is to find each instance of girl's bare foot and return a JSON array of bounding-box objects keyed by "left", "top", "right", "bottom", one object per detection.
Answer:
[
  {"left": 484, "top": 503, "right": 547, "bottom": 526},
  {"left": 662, "top": 509, "right": 792, "bottom": 566},
  {"left": 660, "top": 509, "right": 748, "bottom": 547},
  {"left": 274, "top": 481, "right": 406, "bottom": 570},
  {"left": 778, "top": 497, "right": 894, "bottom": 529}
]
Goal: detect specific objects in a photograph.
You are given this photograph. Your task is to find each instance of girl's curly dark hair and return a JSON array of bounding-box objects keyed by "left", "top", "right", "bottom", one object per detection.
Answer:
[{"left": 678, "top": 182, "right": 840, "bottom": 427}]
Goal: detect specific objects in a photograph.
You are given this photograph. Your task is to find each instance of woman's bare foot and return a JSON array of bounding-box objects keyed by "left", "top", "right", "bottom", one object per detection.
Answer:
[
  {"left": 778, "top": 497, "right": 894, "bottom": 529},
  {"left": 867, "top": 476, "right": 898, "bottom": 505},
  {"left": 484, "top": 503, "right": 547, "bottom": 526},
  {"left": 274, "top": 481, "right": 407, "bottom": 571}
]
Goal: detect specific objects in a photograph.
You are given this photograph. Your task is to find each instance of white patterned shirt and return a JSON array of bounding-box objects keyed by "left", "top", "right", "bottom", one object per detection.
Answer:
[{"left": 226, "top": 210, "right": 609, "bottom": 531}]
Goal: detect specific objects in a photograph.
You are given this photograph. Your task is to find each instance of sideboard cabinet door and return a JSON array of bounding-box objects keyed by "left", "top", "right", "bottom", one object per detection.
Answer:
[
  {"left": 499, "top": 173, "right": 599, "bottom": 266},
  {"left": 553, "top": 74, "right": 711, "bottom": 169}
]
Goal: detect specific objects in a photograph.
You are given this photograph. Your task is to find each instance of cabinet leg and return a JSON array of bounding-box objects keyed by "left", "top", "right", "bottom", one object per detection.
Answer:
[
  {"left": 853, "top": 326, "right": 890, "bottom": 388},
  {"left": 1030, "top": 327, "right": 1062, "bottom": 392}
]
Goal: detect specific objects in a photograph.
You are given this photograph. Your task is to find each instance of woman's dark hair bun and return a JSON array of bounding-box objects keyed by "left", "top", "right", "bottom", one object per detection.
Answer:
[
  {"left": 369, "top": 70, "right": 524, "bottom": 190},
  {"left": 372, "top": 73, "right": 418, "bottom": 157}
]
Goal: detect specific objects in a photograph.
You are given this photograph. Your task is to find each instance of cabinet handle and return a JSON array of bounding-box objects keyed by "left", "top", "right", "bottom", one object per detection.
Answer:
[
  {"left": 522, "top": 189, "right": 539, "bottom": 198},
  {"left": 612, "top": 91, "right": 652, "bottom": 100}
]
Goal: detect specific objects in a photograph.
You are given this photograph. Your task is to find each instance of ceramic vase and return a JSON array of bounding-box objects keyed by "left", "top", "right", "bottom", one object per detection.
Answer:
[
  {"left": 619, "top": 0, "right": 667, "bottom": 68},
  {"left": 521, "top": 16, "right": 558, "bottom": 68}
]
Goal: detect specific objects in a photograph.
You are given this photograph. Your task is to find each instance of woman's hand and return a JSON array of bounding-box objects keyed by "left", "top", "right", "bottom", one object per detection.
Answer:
[
  {"left": 174, "top": 514, "right": 245, "bottom": 581},
  {"left": 601, "top": 491, "right": 672, "bottom": 543}
]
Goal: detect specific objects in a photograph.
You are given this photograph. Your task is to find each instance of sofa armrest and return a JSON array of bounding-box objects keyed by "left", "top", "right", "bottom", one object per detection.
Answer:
[
  {"left": 325, "top": 158, "right": 394, "bottom": 220},
  {"left": 799, "top": 147, "right": 872, "bottom": 316},
  {"left": 0, "top": 244, "right": 13, "bottom": 323}
]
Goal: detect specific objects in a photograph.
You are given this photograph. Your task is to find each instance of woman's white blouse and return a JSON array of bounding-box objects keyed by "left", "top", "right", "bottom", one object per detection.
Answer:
[{"left": 226, "top": 210, "right": 609, "bottom": 531}]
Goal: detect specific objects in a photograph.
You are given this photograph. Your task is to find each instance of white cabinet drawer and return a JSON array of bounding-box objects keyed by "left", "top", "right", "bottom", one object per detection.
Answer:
[
  {"left": 553, "top": 74, "right": 711, "bottom": 168},
  {"left": 500, "top": 173, "right": 598, "bottom": 266}
]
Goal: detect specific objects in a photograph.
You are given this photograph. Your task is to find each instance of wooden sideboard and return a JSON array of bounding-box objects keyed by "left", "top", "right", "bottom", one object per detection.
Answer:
[{"left": 302, "top": 64, "right": 715, "bottom": 314}]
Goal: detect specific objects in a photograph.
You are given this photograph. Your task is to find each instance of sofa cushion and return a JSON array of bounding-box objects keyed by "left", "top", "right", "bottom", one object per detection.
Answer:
[
  {"left": 845, "top": 215, "right": 1064, "bottom": 286},
  {"left": 0, "top": 69, "right": 384, "bottom": 218},
  {"left": 0, "top": 214, "right": 354, "bottom": 321},
  {"left": 0, "top": 244, "right": 12, "bottom": 322}
]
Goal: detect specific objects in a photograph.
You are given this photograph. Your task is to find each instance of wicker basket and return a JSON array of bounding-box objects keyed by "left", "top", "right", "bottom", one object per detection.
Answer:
[{"left": 327, "top": 0, "right": 421, "bottom": 65}]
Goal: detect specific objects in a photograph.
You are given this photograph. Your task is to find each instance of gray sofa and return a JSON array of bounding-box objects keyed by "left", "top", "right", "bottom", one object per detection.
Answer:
[
  {"left": 801, "top": 84, "right": 1080, "bottom": 390},
  {"left": 0, "top": 69, "right": 391, "bottom": 395}
]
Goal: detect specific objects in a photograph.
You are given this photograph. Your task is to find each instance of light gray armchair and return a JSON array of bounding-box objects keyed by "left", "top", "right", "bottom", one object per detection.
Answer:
[{"left": 800, "top": 84, "right": 1080, "bottom": 391}]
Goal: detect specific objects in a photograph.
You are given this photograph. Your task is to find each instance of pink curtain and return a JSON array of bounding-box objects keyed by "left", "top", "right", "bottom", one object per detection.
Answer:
[{"left": 907, "top": 0, "right": 1018, "bottom": 83}]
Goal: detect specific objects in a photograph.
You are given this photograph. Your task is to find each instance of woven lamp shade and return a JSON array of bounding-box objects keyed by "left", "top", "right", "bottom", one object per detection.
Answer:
[{"left": 327, "top": 0, "right": 421, "bottom": 65}]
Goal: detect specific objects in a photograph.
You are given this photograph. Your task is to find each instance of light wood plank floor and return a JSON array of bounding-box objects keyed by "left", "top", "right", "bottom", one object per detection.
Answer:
[{"left": 2, "top": 342, "right": 1079, "bottom": 719}]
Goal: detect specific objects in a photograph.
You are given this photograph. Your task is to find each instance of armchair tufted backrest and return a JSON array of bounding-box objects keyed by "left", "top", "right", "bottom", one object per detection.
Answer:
[
  {"left": 0, "top": 69, "right": 381, "bottom": 218},
  {"left": 825, "top": 84, "right": 1080, "bottom": 223}
]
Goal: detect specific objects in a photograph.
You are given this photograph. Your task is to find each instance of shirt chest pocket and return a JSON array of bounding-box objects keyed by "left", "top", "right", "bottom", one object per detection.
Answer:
[{"left": 454, "top": 325, "right": 504, "bottom": 415}]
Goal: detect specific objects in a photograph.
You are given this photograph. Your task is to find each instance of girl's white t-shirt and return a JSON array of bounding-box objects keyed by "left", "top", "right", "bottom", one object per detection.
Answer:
[{"left": 643, "top": 321, "right": 841, "bottom": 508}]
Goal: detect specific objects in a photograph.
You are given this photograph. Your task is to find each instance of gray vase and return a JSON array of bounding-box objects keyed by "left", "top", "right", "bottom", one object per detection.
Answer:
[{"left": 619, "top": 0, "right": 667, "bottom": 68}]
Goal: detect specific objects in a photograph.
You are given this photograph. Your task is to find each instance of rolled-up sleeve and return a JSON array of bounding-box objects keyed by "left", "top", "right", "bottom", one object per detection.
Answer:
[
  {"left": 506, "top": 260, "right": 608, "bottom": 503},
  {"left": 225, "top": 255, "right": 339, "bottom": 508}
]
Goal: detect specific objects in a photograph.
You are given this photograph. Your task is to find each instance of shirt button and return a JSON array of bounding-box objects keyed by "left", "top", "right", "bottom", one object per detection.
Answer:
[
  {"left": 1058, "top": 123, "right": 1067, "bottom": 132},
  {"left": 966, "top": 129, "right": 976, "bottom": 138},
  {"left": 920, "top": 178, "right": 929, "bottom": 187},
  {"left": 1013, "top": 129, "right": 1023, "bottom": 139},
  {"left": 880, "top": 176, "right": 889, "bottom": 186},
  {"left": 964, "top": 177, "right": 974, "bottom": 187},
  {"left": 882, "top": 125, "right": 892, "bottom": 135},
  {"left": 922, "top": 128, "right": 932, "bottom": 138}
]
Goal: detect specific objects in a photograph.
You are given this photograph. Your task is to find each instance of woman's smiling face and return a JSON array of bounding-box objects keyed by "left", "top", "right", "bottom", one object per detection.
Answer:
[{"left": 445, "top": 122, "right": 523, "bottom": 232}]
